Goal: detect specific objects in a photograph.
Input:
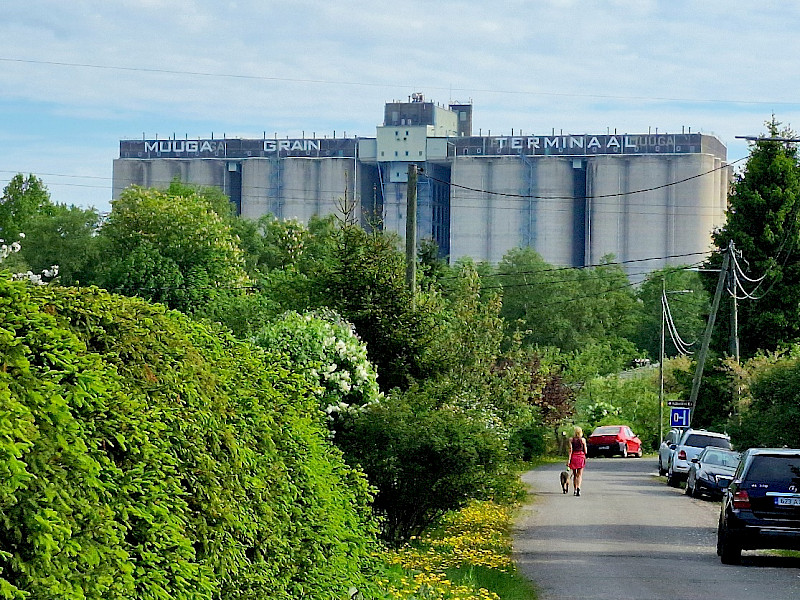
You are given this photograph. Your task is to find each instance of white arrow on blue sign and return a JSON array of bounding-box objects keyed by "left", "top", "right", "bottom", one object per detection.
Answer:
[{"left": 670, "top": 407, "right": 691, "bottom": 428}]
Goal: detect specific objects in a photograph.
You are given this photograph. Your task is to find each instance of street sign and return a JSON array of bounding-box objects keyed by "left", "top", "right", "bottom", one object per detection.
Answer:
[
  {"left": 670, "top": 407, "right": 691, "bottom": 428},
  {"left": 667, "top": 400, "right": 693, "bottom": 408}
]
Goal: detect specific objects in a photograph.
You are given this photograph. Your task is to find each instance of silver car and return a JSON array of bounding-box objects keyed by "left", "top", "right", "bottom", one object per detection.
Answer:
[
  {"left": 658, "top": 428, "right": 684, "bottom": 476},
  {"left": 666, "top": 429, "right": 732, "bottom": 487}
]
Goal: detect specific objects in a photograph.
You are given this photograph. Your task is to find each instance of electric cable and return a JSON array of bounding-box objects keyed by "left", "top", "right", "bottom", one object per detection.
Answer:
[
  {"left": 420, "top": 157, "right": 744, "bottom": 200},
  {"left": 4, "top": 56, "right": 800, "bottom": 107}
]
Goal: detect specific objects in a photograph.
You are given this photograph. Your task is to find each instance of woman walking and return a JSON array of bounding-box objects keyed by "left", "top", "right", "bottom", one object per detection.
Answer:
[{"left": 567, "top": 426, "right": 587, "bottom": 496}]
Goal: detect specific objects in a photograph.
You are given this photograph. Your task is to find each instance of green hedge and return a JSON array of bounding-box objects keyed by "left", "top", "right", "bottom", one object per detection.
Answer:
[{"left": 0, "top": 275, "right": 378, "bottom": 599}]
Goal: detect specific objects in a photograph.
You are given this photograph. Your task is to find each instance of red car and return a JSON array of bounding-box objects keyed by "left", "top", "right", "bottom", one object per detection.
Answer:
[{"left": 586, "top": 425, "right": 643, "bottom": 458}]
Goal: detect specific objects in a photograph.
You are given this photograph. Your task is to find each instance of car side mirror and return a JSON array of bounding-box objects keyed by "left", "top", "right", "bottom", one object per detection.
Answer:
[
  {"left": 691, "top": 457, "right": 699, "bottom": 463},
  {"left": 669, "top": 444, "right": 677, "bottom": 450}
]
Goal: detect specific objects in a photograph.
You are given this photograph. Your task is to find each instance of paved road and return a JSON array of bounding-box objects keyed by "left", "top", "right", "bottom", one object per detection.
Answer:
[{"left": 513, "top": 457, "right": 800, "bottom": 600}]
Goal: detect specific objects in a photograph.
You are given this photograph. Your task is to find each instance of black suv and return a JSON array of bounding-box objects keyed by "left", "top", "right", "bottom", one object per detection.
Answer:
[{"left": 717, "top": 448, "right": 800, "bottom": 564}]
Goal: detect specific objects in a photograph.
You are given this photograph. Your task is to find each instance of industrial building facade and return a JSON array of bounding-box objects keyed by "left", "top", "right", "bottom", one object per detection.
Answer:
[{"left": 113, "top": 96, "right": 729, "bottom": 280}]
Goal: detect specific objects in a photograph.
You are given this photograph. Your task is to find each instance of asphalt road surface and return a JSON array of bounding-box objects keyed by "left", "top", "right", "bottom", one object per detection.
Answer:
[{"left": 513, "top": 457, "right": 800, "bottom": 600}]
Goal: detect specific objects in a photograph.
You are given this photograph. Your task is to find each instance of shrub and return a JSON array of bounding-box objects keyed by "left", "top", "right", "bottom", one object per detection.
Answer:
[
  {"left": 728, "top": 351, "right": 800, "bottom": 449},
  {"left": 335, "top": 397, "right": 520, "bottom": 546},
  {"left": 252, "top": 310, "right": 382, "bottom": 426},
  {"left": 0, "top": 275, "right": 379, "bottom": 599}
]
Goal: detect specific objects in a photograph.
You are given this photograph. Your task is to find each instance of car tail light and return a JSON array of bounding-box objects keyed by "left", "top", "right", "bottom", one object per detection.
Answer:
[
  {"left": 732, "top": 490, "right": 751, "bottom": 509},
  {"left": 678, "top": 450, "right": 687, "bottom": 461}
]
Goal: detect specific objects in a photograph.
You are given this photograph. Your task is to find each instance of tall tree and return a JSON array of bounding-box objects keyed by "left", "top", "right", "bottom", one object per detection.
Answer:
[
  {"left": 708, "top": 118, "right": 800, "bottom": 355},
  {"left": 496, "top": 247, "right": 641, "bottom": 352},
  {"left": 20, "top": 203, "right": 100, "bottom": 286},
  {"left": 96, "top": 186, "right": 250, "bottom": 314},
  {"left": 0, "top": 174, "right": 50, "bottom": 240}
]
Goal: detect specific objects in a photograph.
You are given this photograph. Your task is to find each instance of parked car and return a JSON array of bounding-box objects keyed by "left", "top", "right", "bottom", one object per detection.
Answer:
[
  {"left": 717, "top": 448, "right": 800, "bottom": 564},
  {"left": 667, "top": 428, "right": 732, "bottom": 487},
  {"left": 586, "top": 425, "right": 642, "bottom": 458},
  {"left": 659, "top": 428, "right": 685, "bottom": 476},
  {"left": 685, "top": 447, "right": 741, "bottom": 499}
]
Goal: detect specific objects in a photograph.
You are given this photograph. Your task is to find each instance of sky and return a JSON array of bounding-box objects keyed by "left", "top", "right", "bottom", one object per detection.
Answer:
[{"left": 2, "top": 0, "right": 800, "bottom": 214}]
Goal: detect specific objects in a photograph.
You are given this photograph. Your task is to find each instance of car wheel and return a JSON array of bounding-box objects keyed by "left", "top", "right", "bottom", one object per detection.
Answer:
[
  {"left": 621, "top": 445, "right": 628, "bottom": 458},
  {"left": 717, "top": 519, "right": 742, "bottom": 565},
  {"left": 667, "top": 469, "right": 680, "bottom": 488}
]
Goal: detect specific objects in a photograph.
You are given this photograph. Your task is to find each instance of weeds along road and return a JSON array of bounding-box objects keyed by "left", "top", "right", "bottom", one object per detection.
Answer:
[{"left": 514, "top": 457, "right": 800, "bottom": 600}]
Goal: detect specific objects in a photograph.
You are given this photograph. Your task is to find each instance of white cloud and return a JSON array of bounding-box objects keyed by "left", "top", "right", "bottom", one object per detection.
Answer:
[{"left": 2, "top": 0, "right": 800, "bottom": 211}]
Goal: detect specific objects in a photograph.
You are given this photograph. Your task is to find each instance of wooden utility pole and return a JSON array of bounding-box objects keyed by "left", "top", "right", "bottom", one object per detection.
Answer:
[
  {"left": 730, "top": 263, "right": 740, "bottom": 363},
  {"left": 659, "top": 278, "right": 666, "bottom": 445},
  {"left": 688, "top": 243, "right": 732, "bottom": 423},
  {"left": 405, "top": 164, "right": 417, "bottom": 295}
]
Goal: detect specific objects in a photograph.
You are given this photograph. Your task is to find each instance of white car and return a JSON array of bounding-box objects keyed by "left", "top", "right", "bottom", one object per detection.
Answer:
[
  {"left": 658, "top": 428, "right": 684, "bottom": 476},
  {"left": 666, "top": 428, "right": 732, "bottom": 487}
]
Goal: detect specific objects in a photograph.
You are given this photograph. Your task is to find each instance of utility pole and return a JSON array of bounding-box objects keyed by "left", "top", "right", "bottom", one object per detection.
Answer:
[
  {"left": 729, "top": 260, "right": 740, "bottom": 363},
  {"left": 659, "top": 284, "right": 693, "bottom": 444},
  {"left": 659, "top": 278, "right": 666, "bottom": 445},
  {"left": 688, "top": 242, "right": 732, "bottom": 424},
  {"left": 405, "top": 164, "right": 418, "bottom": 296}
]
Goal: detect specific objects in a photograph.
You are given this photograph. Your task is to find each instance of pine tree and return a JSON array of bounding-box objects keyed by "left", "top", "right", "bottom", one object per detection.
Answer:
[{"left": 709, "top": 117, "right": 800, "bottom": 355}]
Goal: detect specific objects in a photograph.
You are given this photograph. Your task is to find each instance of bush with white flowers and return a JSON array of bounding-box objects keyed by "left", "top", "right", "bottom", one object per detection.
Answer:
[
  {"left": 253, "top": 310, "right": 383, "bottom": 424},
  {"left": 1, "top": 232, "right": 59, "bottom": 284}
]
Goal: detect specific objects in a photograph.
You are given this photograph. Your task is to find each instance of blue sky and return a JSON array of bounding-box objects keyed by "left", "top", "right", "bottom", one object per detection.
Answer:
[{"left": 2, "top": 0, "right": 800, "bottom": 213}]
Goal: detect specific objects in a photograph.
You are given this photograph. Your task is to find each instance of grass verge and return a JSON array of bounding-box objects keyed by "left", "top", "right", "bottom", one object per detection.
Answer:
[{"left": 377, "top": 500, "right": 537, "bottom": 599}]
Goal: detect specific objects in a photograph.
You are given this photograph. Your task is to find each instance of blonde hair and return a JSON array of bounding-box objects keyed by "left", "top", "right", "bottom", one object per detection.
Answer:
[{"left": 573, "top": 426, "right": 583, "bottom": 438}]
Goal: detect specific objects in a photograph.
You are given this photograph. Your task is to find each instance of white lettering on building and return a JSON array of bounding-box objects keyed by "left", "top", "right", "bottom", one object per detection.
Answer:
[{"left": 264, "top": 139, "right": 322, "bottom": 152}]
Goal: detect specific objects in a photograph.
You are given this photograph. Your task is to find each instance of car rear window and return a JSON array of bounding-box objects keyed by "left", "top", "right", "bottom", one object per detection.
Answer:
[
  {"left": 746, "top": 456, "right": 800, "bottom": 484},
  {"left": 591, "top": 427, "right": 620, "bottom": 436},
  {"left": 684, "top": 434, "right": 731, "bottom": 449},
  {"left": 703, "top": 451, "right": 739, "bottom": 467}
]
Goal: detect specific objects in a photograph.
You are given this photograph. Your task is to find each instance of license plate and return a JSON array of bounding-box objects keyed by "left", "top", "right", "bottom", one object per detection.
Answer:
[
  {"left": 776, "top": 497, "right": 800, "bottom": 506},
  {"left": 598, "top": 446, "right": 609, "bottom": 450}
]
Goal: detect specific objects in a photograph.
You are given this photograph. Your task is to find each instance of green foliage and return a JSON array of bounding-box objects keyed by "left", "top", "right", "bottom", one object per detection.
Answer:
[
  {"left": 725, "top": 348, "right": 800, "bottom": 449},
  {"left": 306, "top": 223, "right": 441, "bottom": 392},
  {"left": 635, "top": 267, "right": 709, "bottom": 361},
  {"left": 0, "top": 175, "right": 51, "bottom": 241},
  {"left": 252, "top": 310, "right": 383, "bottom": 423},
  {"left": 18, "top": 203, "right": 100, "bottom": 286},
  {"left": 96, "top": 186, "right": 250, "bottom": 314},
  {"left": 0, "top": 276, "right": 379, "bottom": 599},
  {"left": 496, "top": 248, "right": 642, "bottom": 353},
  {"left": 575, "top": 375, "right": 660, "bottom": 449},
  {"left": 709, "top": 118, "right": 800, "bottom": 355},
  {"left": 163, "top": 178, "right": 236, "bottom": 220},
  {"left": 335, "top": 396, "right": 520, "bottom": 546}
]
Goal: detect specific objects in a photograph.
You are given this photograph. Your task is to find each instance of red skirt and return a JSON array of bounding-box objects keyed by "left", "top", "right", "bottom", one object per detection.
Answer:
[{"left": 569, "top": 452, "right": 586, "bottom": 470}]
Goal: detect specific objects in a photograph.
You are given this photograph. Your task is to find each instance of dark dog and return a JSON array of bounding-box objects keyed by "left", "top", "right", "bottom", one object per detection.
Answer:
[{"left": 560, "top": 468, "right": 570, "bottom": 494}]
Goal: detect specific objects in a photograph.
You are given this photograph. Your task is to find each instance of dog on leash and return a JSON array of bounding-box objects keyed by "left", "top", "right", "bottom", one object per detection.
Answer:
[{"left": 560, "top": 467, "right": 571, "bottom": 494}]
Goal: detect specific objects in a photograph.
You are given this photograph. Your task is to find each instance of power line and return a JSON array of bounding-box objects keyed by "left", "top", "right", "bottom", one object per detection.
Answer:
[
  {"left": 421, "top": 157, "right": 743, "bottom": 200},
  {"left": 443, "top": 251, "right": 712, "bottom": 281},
  {"left": 0, "top": 168, "right": 733, "bottom": 217},
  {"left": 3, "top": 56, "right": 800, "bottom": 107}
]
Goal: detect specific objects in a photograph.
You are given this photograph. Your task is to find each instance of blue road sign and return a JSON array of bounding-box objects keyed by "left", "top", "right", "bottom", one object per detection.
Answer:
[{"left": 670, "top": 407, "right": 690, "bottom": 428}]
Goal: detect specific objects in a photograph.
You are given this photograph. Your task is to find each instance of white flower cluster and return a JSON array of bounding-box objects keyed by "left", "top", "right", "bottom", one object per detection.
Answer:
[
  {"left": 442, "top": 398, "right": 508, "bottom": 437},
  {"left": 324, "top": 398, "right": 381, "bottom": 421},
  {"left": 0, "top": 233, "right": 24, "bottom": 261},
  {"left": 1, "top": 233, "right": 60, "bottom": 285},
  {"left": 11, "top": 265, "right": 59, "bottom": 285}
]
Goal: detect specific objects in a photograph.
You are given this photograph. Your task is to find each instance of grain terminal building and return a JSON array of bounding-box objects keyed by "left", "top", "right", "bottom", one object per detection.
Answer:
[{"left": 113, "top": 95, "right": 729, "bottom": 280}]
